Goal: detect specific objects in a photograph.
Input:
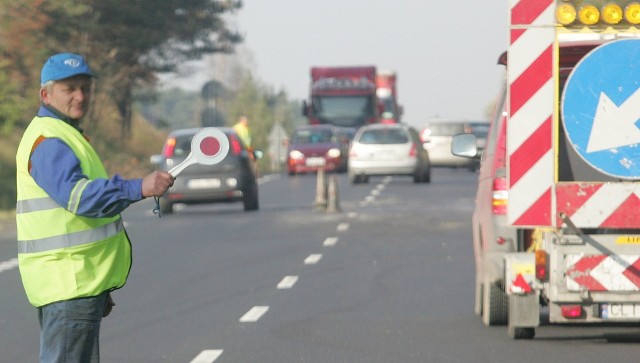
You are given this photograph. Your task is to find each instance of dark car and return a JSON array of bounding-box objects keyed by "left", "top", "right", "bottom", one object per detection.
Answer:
[
  {"left": 151, "top": 127, "right": 261, "bottom": 214},
  {"left": 286, "top": 125, "right": 352, "bottom": 175}
]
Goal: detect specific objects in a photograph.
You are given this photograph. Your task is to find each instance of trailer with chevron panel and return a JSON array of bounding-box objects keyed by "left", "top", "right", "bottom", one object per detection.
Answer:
[{"left": 501, "top": 0, "right": 640, "bottom": 339}]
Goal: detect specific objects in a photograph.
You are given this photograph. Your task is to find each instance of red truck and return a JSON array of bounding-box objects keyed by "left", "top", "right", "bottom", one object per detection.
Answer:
[
  {"left": 302, "top": 66, "right": 378, "bottom": 128},
  {"left": 375, "top": 70, "right": 402, "bottom": 123}
]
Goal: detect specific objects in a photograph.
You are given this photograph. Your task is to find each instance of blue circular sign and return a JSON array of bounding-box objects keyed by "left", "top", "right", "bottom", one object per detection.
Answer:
[{"left": 562, "top": 38, "right": 640, "bottom": 179}]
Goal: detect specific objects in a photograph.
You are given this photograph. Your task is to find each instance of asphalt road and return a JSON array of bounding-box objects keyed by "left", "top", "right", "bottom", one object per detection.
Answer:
[{"left": 2, "top": 168, "right": 640, "bottom": 362}]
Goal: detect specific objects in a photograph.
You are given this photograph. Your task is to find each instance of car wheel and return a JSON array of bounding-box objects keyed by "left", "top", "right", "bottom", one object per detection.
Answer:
[
  {"left": 243, "top": 183, "right": 259, "bottom": 211},
  {"left": 423, "top": 168, "right": 431, "bottom": 183},
  {"left": 413, "top": 168, "right": 421, "bottom": 183},
  {"left": 159, "top": 198, "right": 173, "bottom": 215},
  {"left": 349, "top": 172, "right": 360, "bottom": 184},
  {"left": 482, "top": 280, "right": 508, "bottom": 326}
]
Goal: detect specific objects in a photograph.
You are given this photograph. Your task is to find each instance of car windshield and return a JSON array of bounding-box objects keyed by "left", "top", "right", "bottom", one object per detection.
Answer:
[
  {"left": 358, "top": 129, "right": 409, "bottom": 145},
  {"left": 428, "top": 123, "right": 466, "bottom": 136},
  {"left": 292, "top": 129, "right": 335, "bottom": 144},
  {"left": 469, "top": 123, "right": 489, "bottom": 138},
  {"left": 312, "top": 96, "right": 374, "bottom": 120},
  {"left": 173, "top": 134, "right": 195, "bottom": 156}
]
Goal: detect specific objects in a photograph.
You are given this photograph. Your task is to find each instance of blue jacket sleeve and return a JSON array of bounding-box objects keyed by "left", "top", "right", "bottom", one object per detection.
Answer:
[{"left": 30, "top": 138, "right": 144, "bottom": 218}]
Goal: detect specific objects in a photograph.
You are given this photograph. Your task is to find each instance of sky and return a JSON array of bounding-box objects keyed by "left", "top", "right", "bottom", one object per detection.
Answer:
[{"left": 164, "top": 1, "right": 509, "bottom": 129}]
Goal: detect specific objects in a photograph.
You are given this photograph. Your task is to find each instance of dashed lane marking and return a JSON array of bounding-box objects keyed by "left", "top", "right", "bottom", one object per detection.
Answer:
[
  {"left": 323, "top": 237, "right": 338, "bottom": 247},
  {"left": 0, "top": 258, "right": 18, "bottom": 274},
  {"left": 189, "top": 350, "right": 223, "bottom": 363},
  {"left": 304, "top": 254, "right": 322, "bottom": 264},
  {"left": 337, "top": 223, "right": 350, "bottom": 232},
  {"left": 277, "top": 276, "right": 298, "bottom": 289},
  {"left": 239, "top": 306, "right": 269, "bottom": 322}
]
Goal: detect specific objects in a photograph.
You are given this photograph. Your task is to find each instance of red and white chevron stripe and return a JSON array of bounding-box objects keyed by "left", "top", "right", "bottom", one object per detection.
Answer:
[
  {"left": 565, "top": 254, "right": 640, "bottom": 291},
  {"left": 507, "top": 0, "right": 555, "bottom": 226},
  {"left": 556, "top": 183, "right": 640, "bottom": 228}
]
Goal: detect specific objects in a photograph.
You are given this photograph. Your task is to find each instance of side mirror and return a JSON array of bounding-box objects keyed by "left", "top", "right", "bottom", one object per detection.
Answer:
[
  {"left": 451, "top": 133, "right": 478, "bottom": 158},
  {"left": 253, "top": 149, "right": 264, "bottom": 160}
]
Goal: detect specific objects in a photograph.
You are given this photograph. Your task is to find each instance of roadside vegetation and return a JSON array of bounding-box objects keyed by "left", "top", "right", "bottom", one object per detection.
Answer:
[{"left": 0, "top": 1, "right": 304, "bottom": 211}]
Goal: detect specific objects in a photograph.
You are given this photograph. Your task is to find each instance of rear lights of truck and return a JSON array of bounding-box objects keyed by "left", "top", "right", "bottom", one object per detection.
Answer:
[
  {"left": 561, "top": 305, "right": 584, "bottom": 319},
  {"left": 535, "top": 250, "right": 548, "bottom": 281},
  {"left": 492, "top": 177, "right": 508, "bottom": 215}
]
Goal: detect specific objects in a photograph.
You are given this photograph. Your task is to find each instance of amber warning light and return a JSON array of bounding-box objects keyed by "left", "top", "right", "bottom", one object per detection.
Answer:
[{"left": 169, "top": 128, "right": 230, "bottom": 177}]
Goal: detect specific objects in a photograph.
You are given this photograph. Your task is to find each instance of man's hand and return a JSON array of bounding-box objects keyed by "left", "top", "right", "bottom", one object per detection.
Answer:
[{"left": 142, "top": 171, "right": 174, "bottom": 198}]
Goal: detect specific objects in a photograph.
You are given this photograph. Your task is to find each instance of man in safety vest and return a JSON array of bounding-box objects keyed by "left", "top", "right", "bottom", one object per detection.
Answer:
[
  {"left": 232, "top": 115, "right": 252, "bottom": 148},
  {"left": 15, "top": 53, "right": 174, "bottom": 362}
]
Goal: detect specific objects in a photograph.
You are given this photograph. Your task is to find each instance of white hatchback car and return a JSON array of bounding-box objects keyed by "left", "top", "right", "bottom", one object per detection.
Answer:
[{"left": 348, "top": 124, "right": 430, "bottom": 184}]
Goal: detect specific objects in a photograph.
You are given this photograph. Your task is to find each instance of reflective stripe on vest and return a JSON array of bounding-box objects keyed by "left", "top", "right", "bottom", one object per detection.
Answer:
[
  {"left": 18, "top": 219, "right": 123, "bottom": 254},
  {"left": 16, "top": 196, "right": 59, "bottom": 214},
  {"left": 68, "top": 178, "right": 91, "bottom": 213}
]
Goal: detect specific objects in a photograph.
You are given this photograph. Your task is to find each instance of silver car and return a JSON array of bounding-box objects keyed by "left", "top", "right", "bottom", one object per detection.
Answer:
[
  {"left": 420, "top": 119, "right": 475, "bottom": 168},
  {"left": 348, "top": 124, "right": 430, "bottom": 184}
]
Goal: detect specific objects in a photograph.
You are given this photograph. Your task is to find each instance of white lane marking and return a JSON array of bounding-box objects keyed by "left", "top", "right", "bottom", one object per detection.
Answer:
[
  {"left": 364, "top": 195, "right": 375, "bottom": 203},
  {"left": 239, "top": 306, "right": 269, "bottom": 322},
  {"left": 371, "top": 189, "right": 381, "bottom": 196},
  {"left": 323, "top": 237, "right": 338, "bottom": 247},
  {"left": 190, "top": 350, "right": 223, "bottom": 363},
  {"left": 375, "top": 183, "right": 386, "bottom": 191},
  {"left": 337, "top": 223, "right": 350, "bottom": 232},
  {"left": 277, "top": 276, "right": 298, "bottom": 289},
  {"left": 0, "top": 258, "right": 18, "bottom": 274},
  {"left": 257, "top": 173, "right": 279, "bottom": 185},
  {"left": 347, "top": 212, "right": 357, "bottom": 219},
  {"left": 304, "top": 254, "right": 322, "bottom": 264}
]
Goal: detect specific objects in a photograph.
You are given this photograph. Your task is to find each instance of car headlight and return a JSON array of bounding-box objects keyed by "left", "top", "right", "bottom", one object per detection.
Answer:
[
  {"left": 326, "top": 148, "right": 341, "bottom": 158},
  {"left": 289, "top": 150, "right": 304, "bottom": 160}
]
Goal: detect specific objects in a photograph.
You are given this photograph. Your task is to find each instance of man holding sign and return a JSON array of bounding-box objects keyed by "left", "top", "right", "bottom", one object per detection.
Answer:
[{"left": 15, "top": 53, "right": 174, "bottom": 362}]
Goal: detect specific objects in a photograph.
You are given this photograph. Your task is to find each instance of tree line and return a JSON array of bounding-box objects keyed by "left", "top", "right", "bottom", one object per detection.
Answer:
[{"left": 0, "top": 0, "right": 304, "bottom": 210}]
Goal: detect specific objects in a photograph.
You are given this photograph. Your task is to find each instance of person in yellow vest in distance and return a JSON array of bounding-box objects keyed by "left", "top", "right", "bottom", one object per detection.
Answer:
[
  {"left": 233, "top": 115, "right": 252, "bottom": 148},
  {"left": 15, "top": 53, "right": 175, "bottom": 363}
]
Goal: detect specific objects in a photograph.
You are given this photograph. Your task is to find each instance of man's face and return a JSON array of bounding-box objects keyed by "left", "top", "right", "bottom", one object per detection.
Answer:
[{"left": 41, "top": 75, "right": 92, "bottom": 119}]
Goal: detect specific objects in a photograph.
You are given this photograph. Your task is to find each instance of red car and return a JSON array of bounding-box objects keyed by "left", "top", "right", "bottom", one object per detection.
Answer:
[{"left": 287, "top": 125, "right": 352, "bottom": 175}]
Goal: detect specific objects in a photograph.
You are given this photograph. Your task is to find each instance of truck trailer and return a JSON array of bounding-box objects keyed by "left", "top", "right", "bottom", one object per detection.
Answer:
[
  {"left": 375, "top": 70, "right": 402, "bottom": 123},
  {"left": 453, "top": 0, "right": 640, "bottom": 339}
]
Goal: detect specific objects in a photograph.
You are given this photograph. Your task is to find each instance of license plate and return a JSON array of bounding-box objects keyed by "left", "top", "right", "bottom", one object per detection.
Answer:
[
  {"left": 306, "top": 157, "right": 326, "bottom": 167},
  {"left": 601, "top": 303, "right": 640, "bottom": 319},
  {"left": 616, "top": 236, "right": 640, "bottom": 244},
  {"left": 187, "top": 178, "right": 221, "bottom": 189}
]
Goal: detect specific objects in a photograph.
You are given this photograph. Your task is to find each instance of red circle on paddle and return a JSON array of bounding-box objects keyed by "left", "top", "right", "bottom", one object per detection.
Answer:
[{"left": 200, "top": 136, "right": 221, "bottom": 156}]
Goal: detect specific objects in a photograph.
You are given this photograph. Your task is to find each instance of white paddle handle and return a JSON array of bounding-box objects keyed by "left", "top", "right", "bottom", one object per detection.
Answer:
[{"left": 169, "top": 153, "right": 197, "bottom": 177}]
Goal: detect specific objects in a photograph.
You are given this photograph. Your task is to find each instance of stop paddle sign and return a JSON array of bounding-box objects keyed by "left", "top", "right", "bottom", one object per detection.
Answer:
[{"left": 169, "top": 128, "right": 230, "bottom": 177}]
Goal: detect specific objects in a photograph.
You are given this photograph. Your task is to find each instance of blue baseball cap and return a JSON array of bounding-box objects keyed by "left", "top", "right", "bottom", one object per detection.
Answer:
[{"left": 40, "top": 53, "right": 95, "bottom": 85}]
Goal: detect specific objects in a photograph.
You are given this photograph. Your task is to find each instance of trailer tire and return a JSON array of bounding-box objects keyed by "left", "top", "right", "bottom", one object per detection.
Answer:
[
  {"left": 482, "top": 281, "right": 508, "bottom": 326},
  {"left": 508, "top": 326, "right": 535, "bottom": 340}
]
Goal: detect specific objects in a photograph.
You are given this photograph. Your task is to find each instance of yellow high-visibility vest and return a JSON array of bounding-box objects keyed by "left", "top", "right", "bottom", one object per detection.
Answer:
[{"left": 16, "top": 116, "right": 131, "bottom": 307}]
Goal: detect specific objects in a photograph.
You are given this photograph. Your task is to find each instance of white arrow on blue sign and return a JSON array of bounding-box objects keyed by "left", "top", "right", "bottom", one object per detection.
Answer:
[{"left": 562, "top": 38, "right": 640, "bottom": 179}]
